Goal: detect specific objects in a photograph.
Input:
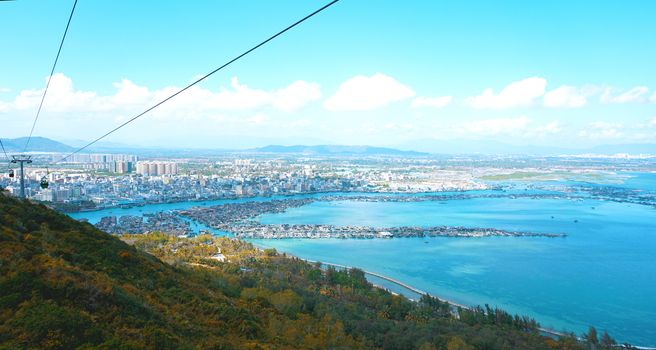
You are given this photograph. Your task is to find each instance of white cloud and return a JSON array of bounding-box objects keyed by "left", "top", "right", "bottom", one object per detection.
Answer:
[
  {"left": 448, "top": 118, "right": 563, "bottom": 139},
  {"left": 411, "top": 96, "right": 452, "bottom": 108},
  {"left": 651, "top": 92, "right": 656, "bottom": 103},
  {"left": 578, "top": 121, "right": 624, "bottom": 139},
  {"left": 1, "top": 74, "right": 322, "bottom": 118},
  {"left": 273, "top": 80, "right": 321, "bottom": 112},
  {"left": 323, "top": 73, "right": 415, "bottom": 111},
  {"left": 0, "top": 87, "right": 10, "bottom": 93},
  {"left": 198, "top": 78, "right": 272, "bottom": 111},
  {"left": 166, "top": 78, "right": 320, "bottom": 113},
  {"left": 536, "top": 121, "right": 562, "bottom": 134},
  {"left": 600, "top": 86, "right": 649, "bottom": 104},
  {"left": 590, "top": 121, "right": 622, "bottom": 129},
  {"left": 465, "top": 77, "right": 546, "bottom": 109},
  {"left": 111, "top": 79, "right": 153, "bottom": 106},
  {"left": 543, "top": 86, "right": 588, "bottom": 108},
  {"left": 247, "top": 113, "right": 268, "bottom": 125},
  {"left": 289, "top": 118, "right": 311, "bottom": 128},
  {"left": 383, "top": 122, "right": 414, "bottom": 130},
  {"left": 461, "top": 116, "right": 530, "bottom": 136},
  {"left": 13, "top": 73, "right": 108, "bottom": 112}
]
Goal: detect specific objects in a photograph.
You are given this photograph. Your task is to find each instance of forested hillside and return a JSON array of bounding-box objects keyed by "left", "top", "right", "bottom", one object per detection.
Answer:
[{"left": 0, "top": 193, "right": 618, "bottom": 349}]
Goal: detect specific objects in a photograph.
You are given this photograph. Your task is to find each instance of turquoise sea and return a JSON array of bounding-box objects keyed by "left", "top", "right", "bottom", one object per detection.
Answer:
[{"left": 69, "top": 172, "right": 656, "bottom": 346}]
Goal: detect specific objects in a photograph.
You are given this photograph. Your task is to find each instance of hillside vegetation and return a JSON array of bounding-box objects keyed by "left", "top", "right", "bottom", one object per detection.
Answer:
[{"left": 0, "top": 194, "right": 619, "bottom": 349}]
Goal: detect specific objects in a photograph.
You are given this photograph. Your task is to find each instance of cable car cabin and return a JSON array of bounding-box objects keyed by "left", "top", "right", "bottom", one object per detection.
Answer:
[
  {"left": 40, "top": 177, "right": 49, "bottom": 189},
  {"left": 8, "top": 169, "right": 14, "bottom": 178}
]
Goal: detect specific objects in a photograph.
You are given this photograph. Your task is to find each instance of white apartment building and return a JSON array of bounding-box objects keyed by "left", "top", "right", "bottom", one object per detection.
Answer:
[{"left": 136, "top": 161, "right": 179, "bottom": 176}]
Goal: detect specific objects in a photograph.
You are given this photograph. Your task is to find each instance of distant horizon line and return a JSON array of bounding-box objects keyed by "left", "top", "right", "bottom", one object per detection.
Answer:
[{"left": 2, "top": 135, "right": 656, "bottom": 156}]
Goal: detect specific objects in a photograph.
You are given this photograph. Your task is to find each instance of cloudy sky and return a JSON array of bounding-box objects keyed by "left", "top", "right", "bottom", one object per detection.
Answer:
[{"left": 1, "top": 0, "right": 655, "bottom": 150}]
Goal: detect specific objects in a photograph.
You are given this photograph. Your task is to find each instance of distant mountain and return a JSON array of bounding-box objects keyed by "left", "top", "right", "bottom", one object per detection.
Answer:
[
  {"left": 3, "top": 136, "right": 239, "bottom": 157},
  {"left": 252, "top": 145, "right": 428, "bottom": 156},
  {"left": 1, "top": 137, "right": 74, "bottom": 153},
  {"left": 3, "top": 136, "right": 653, "bottom": 156}
]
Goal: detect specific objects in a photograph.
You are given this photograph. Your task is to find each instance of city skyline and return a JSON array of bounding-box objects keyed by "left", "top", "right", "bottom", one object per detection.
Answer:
[{"left": 1, "top": 0, "right": 655, "bottom": 150}]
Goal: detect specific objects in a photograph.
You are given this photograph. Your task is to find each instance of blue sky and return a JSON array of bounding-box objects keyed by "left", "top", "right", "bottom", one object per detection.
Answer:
[{"left": 1, "top": 0, "right": 655, "bottom": 150}]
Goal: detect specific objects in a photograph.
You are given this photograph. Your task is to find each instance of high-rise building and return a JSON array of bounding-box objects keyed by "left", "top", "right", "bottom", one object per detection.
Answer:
[
  {"left": 135, "top": 161, "right": 179, "bottom": 176},
  {"left": 148, "top": 163, "right": 157, "bottom": 176},
  {"left": 34, "top": 189, "right": 54, "bottom": 202},
  {"left": 157, "top": 163, "right": 165, "bottom": 176},
  {"left": 136, "top": 162, "right": 146, "bottom": 175},
  {"left": 115, "top": 161, "right": 126, "bottom": 174}
]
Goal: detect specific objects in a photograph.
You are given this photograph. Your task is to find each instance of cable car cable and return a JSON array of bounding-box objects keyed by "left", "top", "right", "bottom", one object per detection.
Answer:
[
  {"left": 0, "top": 138, "right": 10, "bottom": 174},
  {"left": 53, "top": 0, "right": 340, "bottom": 164},
  {"left": 0, "top": 138, "right": 8, "bottom": 160},
  {"left": 23, "top": 0, "right": 79, "bottom": 153}
]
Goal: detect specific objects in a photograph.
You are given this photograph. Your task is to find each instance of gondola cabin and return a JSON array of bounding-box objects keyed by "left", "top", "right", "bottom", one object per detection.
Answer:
[{"left": 40, "top": 176, "right": 49, "bottom": 189}]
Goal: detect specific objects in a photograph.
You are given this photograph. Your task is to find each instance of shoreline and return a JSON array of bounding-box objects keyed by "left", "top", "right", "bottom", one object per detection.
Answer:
[
  {"left": 287, "top": 255, "right": 656, "bottom": 349},
  {"left": 302, "top": 259, "right": 470, "bottom": 309}
]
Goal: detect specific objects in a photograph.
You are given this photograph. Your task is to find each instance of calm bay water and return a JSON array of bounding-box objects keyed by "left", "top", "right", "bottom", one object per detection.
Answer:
[
  {"left": 69, "top": 172, "right": 656, "bottom": 346},
  {"left": 254, "top": 197, "right": 656, "bottom": 345}
]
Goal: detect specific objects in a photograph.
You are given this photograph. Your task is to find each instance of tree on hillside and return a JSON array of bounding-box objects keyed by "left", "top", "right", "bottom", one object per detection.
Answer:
[{"left": 585, "top": 326, "right": 599, "bottom": 350}]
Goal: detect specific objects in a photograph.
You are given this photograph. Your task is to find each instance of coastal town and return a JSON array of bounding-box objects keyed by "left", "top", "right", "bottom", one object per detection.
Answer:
[
  {"left": 0, "top": 152, "right": 495, "bottom": 208},
  {"left": 2, "top": 151, "right": 654, "bottom": 241},
  {"left": 2, "top": 151, "right": 654, "bottom": 212},
  {"left": 93, "top": 211, "right": 193, "bottom": 236}
]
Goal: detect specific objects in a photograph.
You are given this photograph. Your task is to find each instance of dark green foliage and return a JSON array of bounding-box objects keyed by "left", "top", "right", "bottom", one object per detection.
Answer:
[
  {"left": 44, "top": 200, "right": 97, "bottom": 213},
  {"left": 585, "top": 326, "right": 599, "bottom": 346},
  {"left": 6, "top": 299, "right": 102, "bottom": 349},
  {"left": 600, "top": 331, "right": 616, "bottom": 348}
]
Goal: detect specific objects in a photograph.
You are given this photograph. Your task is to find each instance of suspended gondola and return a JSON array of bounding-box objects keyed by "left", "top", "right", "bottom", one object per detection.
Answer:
[{"left": 40, "top": 167, "right": 49, "bottom": 189}]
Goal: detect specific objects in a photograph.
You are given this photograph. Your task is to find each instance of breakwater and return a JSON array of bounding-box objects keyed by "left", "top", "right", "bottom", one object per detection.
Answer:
[
  {"left": 177, "top": 191, "right": 655, "bottom": 232},
  {"left": 227, "top": 223, "right": 566, "bottom": 239},
  {"left": 177, "top": 198, "right": 566, "bottom": 239}
]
